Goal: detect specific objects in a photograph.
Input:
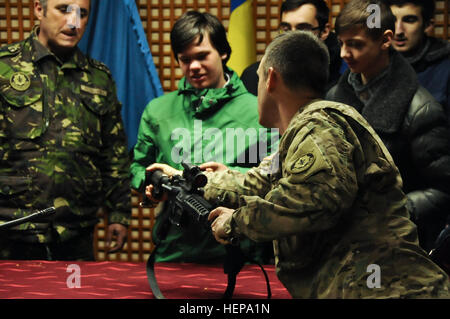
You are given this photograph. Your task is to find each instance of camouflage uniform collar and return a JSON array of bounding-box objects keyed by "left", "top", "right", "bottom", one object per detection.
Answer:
[
  {"left": 295, "top": 98, "right": 323, "bottom": 117},
  {"left": 27, "top": 26, "right": 89, "bottom": 71},
  {"left": 66, "top": 47, "right": 90, "bottom": 71}
]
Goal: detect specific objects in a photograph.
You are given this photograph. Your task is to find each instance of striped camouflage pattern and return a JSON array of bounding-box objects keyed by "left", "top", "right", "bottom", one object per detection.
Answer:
[
  {"left": 0, "top": 27, "right": 131, "bottom": 244},
  {"left": 204, "top": 99, "right": 450, "bottom": 298}
]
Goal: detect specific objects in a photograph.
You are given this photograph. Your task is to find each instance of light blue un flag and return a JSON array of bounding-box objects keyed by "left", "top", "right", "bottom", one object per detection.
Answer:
[{"left": 78, "top": 0, "right": 163, "bottom": 150}]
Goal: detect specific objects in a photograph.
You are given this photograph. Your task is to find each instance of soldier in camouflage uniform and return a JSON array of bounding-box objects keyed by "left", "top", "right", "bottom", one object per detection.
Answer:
[
  {"left": 0, "top": 0, "right": 131, "bottom": 260},
  {"left": 146, "top": 31, "right": 450, "bottom": 298}
]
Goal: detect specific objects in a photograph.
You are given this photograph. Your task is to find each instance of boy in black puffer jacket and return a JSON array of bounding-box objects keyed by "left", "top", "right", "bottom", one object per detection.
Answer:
[{"left": 326, "top": 0, "right": 450, "bottom": 254}]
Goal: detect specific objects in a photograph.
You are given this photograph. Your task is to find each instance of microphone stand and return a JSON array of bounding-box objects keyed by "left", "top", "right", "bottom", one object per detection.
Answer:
[{"left": 0, "top": 207, "right": 56, "bottom": 230}]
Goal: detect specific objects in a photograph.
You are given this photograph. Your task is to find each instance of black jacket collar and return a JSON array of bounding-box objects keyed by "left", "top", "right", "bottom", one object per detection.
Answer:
[
  {"left": 406, "top": 36, "right": 450, "bottom": 73},
  {"left": 327, "top": 50, "right": 419, "bottom": 134}
]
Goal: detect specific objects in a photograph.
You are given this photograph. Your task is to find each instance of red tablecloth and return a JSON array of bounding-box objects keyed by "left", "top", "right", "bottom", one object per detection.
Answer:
[{"left": 0, "top": 260, "right": 291, "bottom": 299}]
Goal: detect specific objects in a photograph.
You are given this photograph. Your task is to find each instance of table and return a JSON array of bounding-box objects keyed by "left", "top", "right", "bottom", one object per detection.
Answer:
[{"left": 0, "top": 260, "right": 291, "bottom": 299}]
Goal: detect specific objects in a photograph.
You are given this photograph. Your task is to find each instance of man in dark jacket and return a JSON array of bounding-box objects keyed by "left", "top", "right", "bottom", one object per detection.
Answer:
[
  {"left": 131, "top": 11, "right": 275, "bottom": 263},
  {"left": 387, "top": 0, "right": 449, "bottom": 123},
  {"left": 326, "top": 0, "right": 450, "bottom": 253},
  {"left": 241, "top": 0, "right": 343, "bottom": 95}
]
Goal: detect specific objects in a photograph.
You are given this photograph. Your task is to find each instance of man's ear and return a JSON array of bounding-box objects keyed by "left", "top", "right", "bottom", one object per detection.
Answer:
[
  {"left": 34, "top": 0, "right": 44, "bottom": 20},
  {"left": 319, "top": 22, "right": 331, "bottom": 41},
  {"left": 266, "top": 67, "right": 278, "bottom": 92},
  {"left": 381, "top": 30, "right": 393, "bottom": 50},
  {"left": 424, "top": 18, "right": 435, "bottom": 36}
]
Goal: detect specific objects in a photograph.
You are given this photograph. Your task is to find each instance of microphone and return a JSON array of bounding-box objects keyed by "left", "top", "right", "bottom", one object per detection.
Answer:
[{"left": 0, "top": 207, "right": 56, "bottom": 230}]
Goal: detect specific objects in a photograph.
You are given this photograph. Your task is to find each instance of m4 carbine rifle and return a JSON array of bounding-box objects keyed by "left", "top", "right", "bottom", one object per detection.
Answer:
[{"left": 141, "top": 163, "right": 270, "bottom": 299}]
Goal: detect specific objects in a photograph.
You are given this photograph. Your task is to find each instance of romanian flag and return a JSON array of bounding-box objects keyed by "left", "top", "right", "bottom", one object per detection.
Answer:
[{"left": 227, "top": 0, "right": 257, "bottom": 76}]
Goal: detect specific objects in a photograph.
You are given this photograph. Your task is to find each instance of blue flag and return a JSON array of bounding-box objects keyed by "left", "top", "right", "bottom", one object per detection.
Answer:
[{"left": 78, "top": 0, "right": 163, "bottom": 150}]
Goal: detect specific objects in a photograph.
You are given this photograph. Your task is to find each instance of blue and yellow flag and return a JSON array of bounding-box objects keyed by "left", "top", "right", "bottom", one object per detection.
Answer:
[
  {"left": 227, "top": 0, "right": 257, "bottom": 76},
  {"left": 78, "top": 0, "right": 163, "bottom": 150}
]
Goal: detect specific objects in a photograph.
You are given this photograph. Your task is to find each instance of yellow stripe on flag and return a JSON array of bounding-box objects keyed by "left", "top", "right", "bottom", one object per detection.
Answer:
[{"left": 227, "top": 0, "right": 256, "bottom": 76}]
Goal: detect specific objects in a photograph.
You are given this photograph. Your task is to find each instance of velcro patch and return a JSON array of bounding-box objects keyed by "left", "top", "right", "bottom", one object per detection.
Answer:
[
  {"left": 285, "top": 135, "right": 332, "bottom": 182},
  {"left": 80, "top": 84, "right": 107, "bottom": 96}
]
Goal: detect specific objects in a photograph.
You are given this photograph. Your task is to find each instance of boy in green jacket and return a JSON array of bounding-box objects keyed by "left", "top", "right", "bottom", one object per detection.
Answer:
[{"left": 131, "top": 11, "right": 276, "bottom": 263}]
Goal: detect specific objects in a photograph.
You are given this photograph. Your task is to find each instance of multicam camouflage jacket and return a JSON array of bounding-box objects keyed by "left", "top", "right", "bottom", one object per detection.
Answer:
[
  {"left": 0, "top": 28, "right": 131, "bottom": 243},
  {"left": 204, "top": 99, "right": 450, "bottom": 298}
]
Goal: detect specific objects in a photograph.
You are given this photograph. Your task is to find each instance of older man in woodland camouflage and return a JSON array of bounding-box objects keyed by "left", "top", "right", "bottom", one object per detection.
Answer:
[
  {"left": 0, "top": 0, "right": 131, "bottom": 260},
  {"left": 146, "top": 31, "right": 450, "bottom": 298}
]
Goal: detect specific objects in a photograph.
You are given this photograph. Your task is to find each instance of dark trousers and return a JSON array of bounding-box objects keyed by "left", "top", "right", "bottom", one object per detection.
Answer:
[{"left": 0, "top": 228, "right": 95, "bottom": 261}]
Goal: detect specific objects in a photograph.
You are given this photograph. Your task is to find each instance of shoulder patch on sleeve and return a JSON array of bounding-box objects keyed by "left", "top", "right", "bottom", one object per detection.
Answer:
[
  {"left": 0, "top": 43, "right": 22, "bottom": 58},
  {"left": 291, "top": 153, "right": 315, "bottom": 173},
  {"left": 285, "top": 135, "right": 332, "bottom": 182}
]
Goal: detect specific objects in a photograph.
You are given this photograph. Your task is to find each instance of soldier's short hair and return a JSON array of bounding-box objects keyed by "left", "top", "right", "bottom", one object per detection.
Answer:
[
  {"left": 335, "top": 0, "right": 396, "bottom": 40},
  {"left": 170, "top": 11, "right": 232, "bottom": 69},
  {"left": 261, "top": 30, "right": 330, "bottom": 96}
]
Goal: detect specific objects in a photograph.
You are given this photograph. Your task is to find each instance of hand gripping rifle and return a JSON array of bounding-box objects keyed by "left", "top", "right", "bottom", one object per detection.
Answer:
[{"left": 141, "top": 163, "right": 271, "bottom": 299}]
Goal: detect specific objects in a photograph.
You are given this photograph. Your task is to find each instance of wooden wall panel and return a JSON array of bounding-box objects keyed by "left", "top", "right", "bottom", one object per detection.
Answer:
[
  {"left": 94, "top": 191, "right": 156, "bottom": 262},
  {"left": 0, "top": 0, "right": 35, "bottom": 43},
  {"left": 2, "top": 0, "right": 447, "bottom": 92}
]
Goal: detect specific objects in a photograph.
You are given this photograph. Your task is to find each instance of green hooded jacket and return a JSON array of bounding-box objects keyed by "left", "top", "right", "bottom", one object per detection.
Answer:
[{"left": 131, "top": 69, "right": 276, "bottom": 262}]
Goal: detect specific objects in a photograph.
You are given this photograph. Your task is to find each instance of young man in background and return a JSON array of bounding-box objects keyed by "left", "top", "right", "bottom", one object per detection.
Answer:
[
  {"left": 241, "top": 0, "right": 343, "bottom": 95},
  {"left": 387, "top": 0, "right": 449, "bottom": 120},
  {"left": 326, "top": 0, "right": 450, "bottom": 254}
]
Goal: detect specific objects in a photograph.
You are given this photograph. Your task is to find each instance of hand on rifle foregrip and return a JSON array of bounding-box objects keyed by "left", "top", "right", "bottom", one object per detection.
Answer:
[
  {"left": 146, "top": 163, "right": 182, "bottom": 178},
  {"left": 142, "top": 163, "right": 182, "bottom": 208},
  {"left": 199, "top": 161, "right": 229, "bottom": 173},
  {"left": 144, "top": 184, "right": 164, "bottom": 208},
  {"left": 208, "top": 206, "right": 235, "bottom": 245}
]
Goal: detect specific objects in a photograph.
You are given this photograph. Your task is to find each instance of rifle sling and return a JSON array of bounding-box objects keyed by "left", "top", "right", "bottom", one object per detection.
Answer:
[
  {"left": 146, "top": 243, "right": 166, "bottom": 299},
  {"left": 145, "top": 243, "right": 272, "bottom": 299}
]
